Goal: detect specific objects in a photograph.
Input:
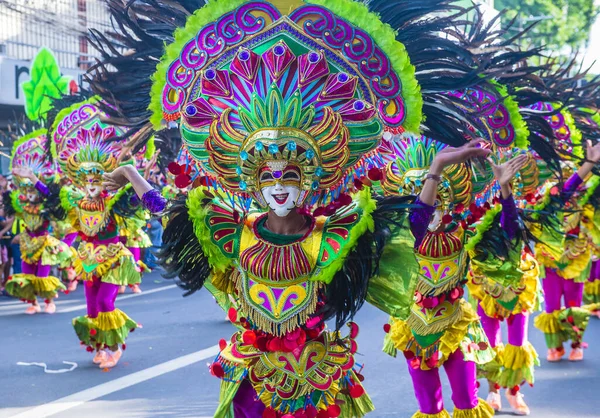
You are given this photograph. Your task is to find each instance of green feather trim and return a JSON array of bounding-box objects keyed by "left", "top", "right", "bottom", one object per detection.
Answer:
[
  {"left": 312, "top": 187, "right": 376, "bottom": 284},
  {"left": 529, "top": 185, "right": 553, "bottom": 221},
  {"left": 490, "top": 80, "right": 530, "bottom": 150},
  {"left": 580, "top": 176, "right": 600, "bottom": 207},
  {"left": 562, "top": 108, "right": 583, "bottom": 159},
  {"left": 10, "top": 128, "right": 48, "bottom": 169},
  {"left": 59, "top": 186, "right": 82, "bottom": 211},
  {"left": 144, "top": 137, "right": 156, "bottom": 160},
  {"left": 464, "top": 204, "right": 502, "bottom": 252},
  {"left": 107, "top": 184, "right": 133, "bottom": 211},
  {"left": 306, "top": 0, "right": 422, "bottom": 134},
  {"left": 186, "top": 187, "right": 235, "bottom": 274},
  {"left": 10, "top": 190, "right": 24, "bottom": 214},
  {"left": 49, "top": 96, "right": 100, "bottom": 159},
  {"left": 149, "top": 0, "right": 247, "bottom": 128}
]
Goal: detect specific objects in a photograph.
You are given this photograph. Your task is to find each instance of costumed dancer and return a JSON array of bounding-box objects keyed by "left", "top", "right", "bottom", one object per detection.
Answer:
[
  {"left": 530, "top": 102, "right": 600, "bottom": 362},
  {"left": 95, "top": 0, "right": 448, "bottom": 413},
  {"left": 53, "top": 177, "right": 81, "bottom": 292},
  {"left": 4, "top": 130, "right": 73, "bottom": 314},
  {"left": 50, "top": 98, "right": 141, "bottom": 369},
  {"left": 466, "top": 152, "right": 542, "bottom": 416},
  {"left": 381, "top": 134, "right": 529, "bottom": 418}
]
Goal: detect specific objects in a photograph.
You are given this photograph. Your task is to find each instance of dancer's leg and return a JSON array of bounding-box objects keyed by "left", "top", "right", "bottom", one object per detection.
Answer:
[
  {"left": 477, "top": 303, "right": 502, "bottom": 403},
  {"left": 407, "top": 359, "right": 446, "bottom": 415}
]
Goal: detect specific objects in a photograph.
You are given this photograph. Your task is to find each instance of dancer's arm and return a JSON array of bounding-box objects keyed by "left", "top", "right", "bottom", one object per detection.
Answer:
[
  {"left": 562, "top": 140, "right": 600, "bottom": 201},
  {"left": 103, "top": 165, "right": 167, "bottom": 214},
  {"left": 488, "top": 154, "right": 528, "bottom": 240},
  {"left": 412, "top": 140, "right": 490, "bottom": 247},
  {"left": 12, "top": 168, "right": 47, "bottom": 195}
]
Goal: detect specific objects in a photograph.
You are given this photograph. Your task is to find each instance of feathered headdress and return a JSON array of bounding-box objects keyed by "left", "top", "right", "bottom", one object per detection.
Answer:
[
  {"left": 10, "top": 129, "right": 56, "bottom": 187},
  {"left": 146, "top": 0, "right": 424, "bottom": 208}
]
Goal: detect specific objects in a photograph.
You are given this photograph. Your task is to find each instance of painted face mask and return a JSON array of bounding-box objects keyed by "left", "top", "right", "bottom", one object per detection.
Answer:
[
  {"left": 85, "top": 175, "right": 103, "bottom": 199},
  {"left": 259, "top": 163, "right": 301, "bottom": 217}
]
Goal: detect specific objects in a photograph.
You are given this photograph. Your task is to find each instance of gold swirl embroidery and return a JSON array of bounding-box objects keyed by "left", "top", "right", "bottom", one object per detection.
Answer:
[{"left": 248, "top": 282, "right": 308, "bottom": 319}]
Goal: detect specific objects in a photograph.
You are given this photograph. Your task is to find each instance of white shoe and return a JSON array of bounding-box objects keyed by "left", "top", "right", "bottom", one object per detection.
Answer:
[{"left": 486, "top": 391, "right": 502, "bottom": 411}]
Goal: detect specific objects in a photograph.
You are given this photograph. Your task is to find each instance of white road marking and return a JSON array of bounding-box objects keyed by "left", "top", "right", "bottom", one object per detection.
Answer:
[
  {"left": 17, "top": 361, "right": 78, "bottom": 374},
  {"left": 0, "top": 300, "right": 82, "bottom": 311},
  {"left": 7, "top": 345, "right": 220, "bottom": 418},
  {"left": 0, "top": 285, "right": 177, "bottom": 317}
]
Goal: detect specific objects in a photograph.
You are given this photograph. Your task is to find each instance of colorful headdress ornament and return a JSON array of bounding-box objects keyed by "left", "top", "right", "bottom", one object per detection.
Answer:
[
  {"left": 150, "top": 0, "right": 422, "bottom": 207},
  {"left": 381, "top": 134, "right": 472, "bottom": 216},
  {"left": 527, "top": 102, "right": 583, "bottom": 160},
  {"left": 10, "top": 129, "right": 56, "bottom": 187},
  {"left": 58, "top": 123, "right": 118, "bottom": 186}
]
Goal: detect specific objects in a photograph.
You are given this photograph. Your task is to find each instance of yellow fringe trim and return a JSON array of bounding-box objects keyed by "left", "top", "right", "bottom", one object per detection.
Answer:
[
  {"left": 585, "top": 280, "right": 600, "bottom": 296},
  {"left": 95, "top": 309, "right": 131, "bottom": 331},
  {"left": 31, "top": 276, "right": 64, "bottom": 293},
  {"left": 452, "top": 398, "right": 494, "bottom": 418},
  {"left": 500, "top": 342, "right": 538, "bottom": 371},
  {"left": 74, "top": 243, "right": 133, "bottom": 280},
  {"left": 389, "top": 300, "right": 479, "bottom": 369},
  {"left": 413, "top": 410, "right": 451, "bottom": 418},
  {"left": 533, "top": 311, "right": 561, "bottom": 334}
]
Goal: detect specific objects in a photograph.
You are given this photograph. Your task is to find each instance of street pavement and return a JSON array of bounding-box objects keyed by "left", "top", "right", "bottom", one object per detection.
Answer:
[{"left": 1, "top": 272, "right": 599, "bottom": 418}]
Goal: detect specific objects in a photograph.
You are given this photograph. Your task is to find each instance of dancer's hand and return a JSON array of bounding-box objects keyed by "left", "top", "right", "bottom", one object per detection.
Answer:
[
  {"left": 12, "top": 167, "right": 38, "bottom": 183},
  {"left": 489, "top": 154, "right": 528, "bottom": 186},
  {"left": 488, "top": 153, "right": 528, "bottom": 199},
  {"left": 102, "top": 166, "right": 135, "bottom": 191},
  {"left": 429, "top": 139, "right": 491, "bottom": 175},
  {"left": 586, "top": 140, "right": 600, "bottom": 163}
]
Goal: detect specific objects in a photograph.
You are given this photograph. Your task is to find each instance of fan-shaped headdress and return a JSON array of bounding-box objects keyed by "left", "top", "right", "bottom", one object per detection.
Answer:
[
  {"left": 10, "top": 129, "right": 56, "bottom": 188},
  {"left": 50, "top": 98, "right": 123, "bottom": 185},
  {"left": 150, "top": 0, "right": 423, "bottom": 207}
]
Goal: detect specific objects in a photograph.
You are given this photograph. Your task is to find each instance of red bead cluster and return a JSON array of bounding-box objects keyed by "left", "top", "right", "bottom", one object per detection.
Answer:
[
  {"left": 313, "top": 194, "right": 352, "bottom": 217},
  {"left": 167, "top": 162, "right": 192, "bottom": 188},
  {"left": 414, "top": 285, "right": 465, "bottom": 309}
]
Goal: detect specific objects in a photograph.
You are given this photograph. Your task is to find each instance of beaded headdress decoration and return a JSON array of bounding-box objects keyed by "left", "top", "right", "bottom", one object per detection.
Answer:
[
  {"left": 51, "top": 99, "right": 123, "bottom": 186},
  {"left": 150, "top": 0, "right": 423, "bottom": 209},
  {"left": 10, "top": 129, "right": 56, "bottom": 188}
]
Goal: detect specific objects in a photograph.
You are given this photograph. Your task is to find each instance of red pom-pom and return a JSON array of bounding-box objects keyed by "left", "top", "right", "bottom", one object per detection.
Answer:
[
  {"left": 567, "top": 315, "right": 575, "bottom": 324},
  {"left": 175, "top": 174, "right": 192, "bottom": 189},
  {"left": 442, "top": 214, "right": 453, "bottom": 225},
  {"left": 478, "top": 342, "right": 488, "bottom": 350},
  {"left": 86, "top": 280, "right": 93, "bottom": 288},
  {"left": 305, "top": 405, "right": 318, "bottom": 418},
  {"left": 316, "top": 410, "right": 329, "bottom": 418},
  {"left": 242, "top": 331, "right": 257, "bottom": 345},
  {"left": 356, "top": 373, "right": 365, "bottom": 382},
  {"left": 228, "top": 308, "right": 238, "bottom": 323},
  {"left": 282, "top": 414, "right": 294, "bottom": 418},
  {"left": 339, "top": 193, "right": 353, "bottom": 206},
  {"left": 550, "top": 186, "right": 559, "bottom": 196},
  {"left": 455, "top": 203, "right": 464, "bottom": 213},
  {"left": 512, "top": 385, "right": 520, "bottom": 393},
  {"left": 210, "top": 362, "right": 225, "bottom": 378},
  {"left": 294, "top": 411, "right": 308, "bottom": 418},
  {"left": 476, "top": 381, "right": 481, "bottom": 388},
  {"left": 349, "top": 384, "right": 365, "bottom": 398},
  {"left": 122, "top": 344, "right": 126, "bottom": 350},
  {"left": 368, "top": 167, "right": 382, "bottom": 181},
  {"left": 90, "top": 329, "right": 97, "bottom": 336},
  {"left": 353, "top": 178, "right": 364, "bottom": 190},
  {"left": 255, "top": 336, "right": 269, "bottom": 352},
  {"left": 168, "top": 162, "right": 182, "bottom": 175},
  {"left": 327, "top": 404, "right": 341, "bottom": 417},
  {"left": 313, "top": 207, "right": 325, "bottom": 217},
  {"left": 383, "top": 323, "right": 391, "bottom": 333},
  {"left": 64, "top": 290, "right": 70, "bottom": 295},
  {"left": 86, "top": 346, "right": 94, "bottom": 352},
  {"left": 219, "top": 339, "right": 227, "bottom": 351},
  {"left": 262, "top": 407, "right": 278, "bottom": 418}
]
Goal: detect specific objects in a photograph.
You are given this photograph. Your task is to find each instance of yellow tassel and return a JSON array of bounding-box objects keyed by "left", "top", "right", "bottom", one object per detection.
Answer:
[
  {"left": 500, "top": 342, "right": 539, "bottom": 371},
  {"left": 30, "top": 276, "right": 64, "bottom": 293},
  {"left": 95, "top": 309, "right": 131, "bottom": 331},
  {"left": 452, "top": 398, "right": 494, "bottom": 418},
  {"left": 412, "top": 410, "right": 451, "bottom": 418},
  {"left": 533, "top": 311, "right": 561, "bottom": 334},
  {"left": 585, "top": 280, "right": 600, "bottom": 296}
]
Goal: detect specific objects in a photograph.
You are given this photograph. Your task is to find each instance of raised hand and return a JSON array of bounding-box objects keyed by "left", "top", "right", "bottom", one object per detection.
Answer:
[
  {"left": 586, "top": 140, "right": 600, "bottom": 163},
  {"left": 102, "top": 166, "right": 134, "bottom": 191},
  {"left": 488, "top": 154, "right": 529, "bottom": 186},
  {"left": 12, "top": 167, "right": 37, "bottom": 183},
  {"left": 430, "top": 139, "right": 492, "bottom": 175}
]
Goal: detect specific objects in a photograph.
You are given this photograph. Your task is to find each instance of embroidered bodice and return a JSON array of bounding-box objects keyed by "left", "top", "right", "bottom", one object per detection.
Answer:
[{"left": 201, "top": 194, "right": 368, "bottom": 337}]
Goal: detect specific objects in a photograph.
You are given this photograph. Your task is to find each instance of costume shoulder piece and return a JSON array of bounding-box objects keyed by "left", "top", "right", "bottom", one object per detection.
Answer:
[
  {"left": 60, "top": 185, "right": 85, "bottom": 211},
  {"left": 186, "top": 187, "right": 242, "bottom": 273},
  {"left": 313, "top": 188, "right": 376, "bottom": 284}
]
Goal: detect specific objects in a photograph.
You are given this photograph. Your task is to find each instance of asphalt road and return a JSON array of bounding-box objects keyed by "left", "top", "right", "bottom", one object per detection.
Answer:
[{"left": 1, "top": 272, "right": 599, "bottom": 418}]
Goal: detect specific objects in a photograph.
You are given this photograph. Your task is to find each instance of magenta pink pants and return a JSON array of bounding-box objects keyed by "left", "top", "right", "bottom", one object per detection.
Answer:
[
  {"left": 22, "top": 259, "right": 52, "bottom": 278},
  {"left": 407, "top": 349, "right": 479, "bottom": 414},
  {"left": 543, "top": 268, "right": 584, "bottom": 312},
  {"left": 478, "top": 304, "right": 528, "bottom": 349},
  {"left": 84, "top": 277, "right": 120, "bottom": 318}
]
